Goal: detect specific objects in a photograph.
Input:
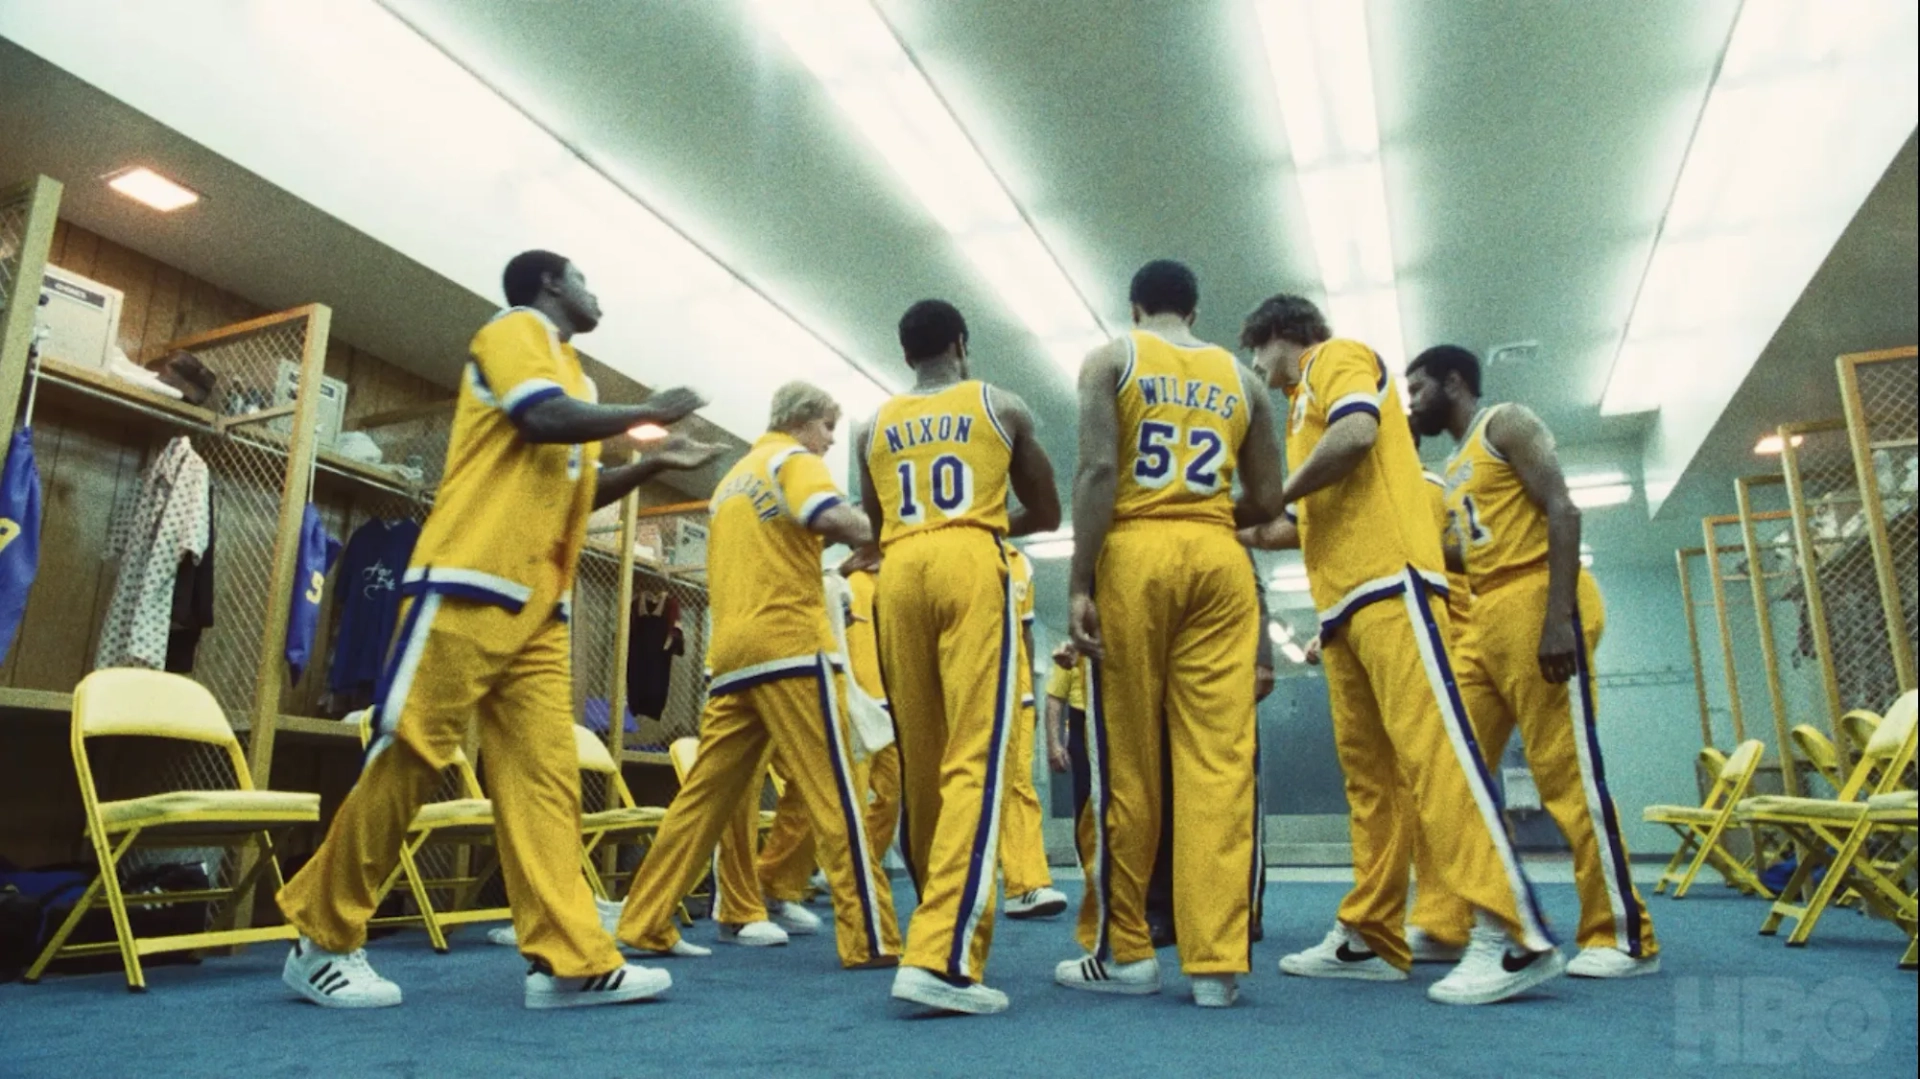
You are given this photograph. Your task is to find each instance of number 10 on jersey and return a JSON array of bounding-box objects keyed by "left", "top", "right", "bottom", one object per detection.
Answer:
[
  {"left": 896, "top": 454, "right": 974, "bottom": 524},
  {"left": 1134, "top": 421, "right": 1225, "bottom": 494}
]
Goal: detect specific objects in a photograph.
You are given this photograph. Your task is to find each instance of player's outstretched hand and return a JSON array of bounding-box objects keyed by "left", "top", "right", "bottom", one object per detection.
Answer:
[
  {"left": 1069, "top": 593, "right": 1103, "bottom": 662},
  {"left": 1537, "top": 617, "right": 1577, "bottom": 684},
  {"left": 641, "top": 386, "right": 708, "bottom": 424},
  {"left": 646, "top": 434, "right": 726, "bottom": 472}
]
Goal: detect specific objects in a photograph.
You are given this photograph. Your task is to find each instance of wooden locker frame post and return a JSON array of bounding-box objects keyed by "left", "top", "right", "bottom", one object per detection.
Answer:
[
  {"left": 0, "top": 174, "right": 63, "bottom": 472},
  {"left": 1778, "top": 420, "right": 1855, "bottom": 768},
  {"left": 1836, "top": 346, "right": 1918, "bottom": 694},
  {"left": 1734, "top": 479, "right": 1800, "bottom": 794},
  {"left": 1701, "top": 517, "right": 1751, "bottom": 748},
  {"left": 1676, "top": 547, "right": 1718, "bottom": 752}
]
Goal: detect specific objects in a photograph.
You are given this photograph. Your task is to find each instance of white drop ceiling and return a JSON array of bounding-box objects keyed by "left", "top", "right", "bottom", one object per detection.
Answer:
[{"left": 3, "top": 1, "right": 1915, "bottom": 634}]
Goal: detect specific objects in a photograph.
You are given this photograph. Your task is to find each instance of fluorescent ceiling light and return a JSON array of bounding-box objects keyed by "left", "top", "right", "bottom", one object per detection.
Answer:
[
  {"left": 1281, "top": 642, "right": 1308, "bottom": 664},
  {"left": 1267, "top": 621, "right": 1294, "bottom": 645},
  {"left": 1601, "top": 0, "right": 1920, "bottom": 415},
  {"left": 1570, "top": 484, "right": 1635, "bottom": 510},
  {"left": 105, "top": 166, "right": 199, "bottom": 211},
  {"left": 1754, "top": 433, "right": 1805, "bottom": 455},
  {"left": 1580, "top": 542, "right": 1596, "bottom": 569},
  {"left": 751, "top": 0, "right": 1106, "bottom": 375},
  {"left": 1269, "top": 569, "right": 1312, "bottom": 593},
  {"left": 1254, "top": 0, "right": 1405, "bottom": 369}
]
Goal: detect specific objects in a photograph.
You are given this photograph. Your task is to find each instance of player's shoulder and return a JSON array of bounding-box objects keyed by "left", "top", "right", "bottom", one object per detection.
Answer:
[
  {"left": 1483, "top": 400, "right": 1547, "bottom": 449},
  {"left": 472, "top": 306, "right": 550, "bottom": 347}
]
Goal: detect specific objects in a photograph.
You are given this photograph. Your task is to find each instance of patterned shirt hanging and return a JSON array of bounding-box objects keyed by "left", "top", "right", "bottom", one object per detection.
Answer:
[{"left": 97, "top": 437, "right": 211, "bottom": 670}]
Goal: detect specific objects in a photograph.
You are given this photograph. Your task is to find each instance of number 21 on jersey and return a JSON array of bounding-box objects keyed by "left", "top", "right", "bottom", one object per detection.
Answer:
[
  {"left": 895, "top": 455, "right": 973, "bottom": 525},
  {"left": 1133, "top": 421, "right": 1224, "bottom": 494}
]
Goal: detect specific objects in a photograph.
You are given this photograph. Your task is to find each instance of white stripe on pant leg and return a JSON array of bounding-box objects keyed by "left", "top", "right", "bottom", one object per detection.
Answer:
[
  {"left": 368, "top": 594, "right": 441, "bottom": 765},
  {"left": 1567, "top": 637, "right": 1632, "bottom": 953},
  {"left": 817, "top": 659, "right": 891, "bottom": 955},
  {"left": 950, "top": 570, "right": 1020, "bottom": 972},
  {"left": 1399, "top": 575, "right": 1552, "bottom": 952},
  {"left": 1084, "top": 660, "right": 1111, "bottom": 960}
]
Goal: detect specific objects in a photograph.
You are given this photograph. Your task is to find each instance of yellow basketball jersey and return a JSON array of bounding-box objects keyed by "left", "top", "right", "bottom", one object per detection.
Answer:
[
  {"left": 1009, "top": 548, "right": 1037, "bottom": 708},
  {"left": 1045, "top": 661, "right": 1086, "bottom": 712},
  {"left": 408, "top": 308, "right": 598, "bottom": 616},
  {"left": 1114, "top": 330, "right": 1252, "bottom": 528},
  {"left": 1284, "top": 338, "right": 1446, "bottom": 629},
  {"left": 704, "top": 432, "right": 844, "bottom": 689},
  {"left": 844, "top": 569, "right": 885, "bottom": 701},
  {"left": 866, "top": 381, "right": 1011, "bottom": 548},
  {"left": 1428, "top": 470, "right": 1472, "bottom": 619},
  {"left": 1443, "top": 404, "right": 1549, "bottom": 590}
]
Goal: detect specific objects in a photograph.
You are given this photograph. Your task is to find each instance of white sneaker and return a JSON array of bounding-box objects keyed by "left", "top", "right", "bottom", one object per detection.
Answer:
[
  {"left": 891, "top": 965, "right": 1009, "bottom": 1015},
  {"left": 1567, "top": 947, "right": 1661, "bottom": 979},
  {"left": 1004, "top": 887, "right": 1070, "bottom": 920},
  {"left": 769, "top": 900, "right": 823, "bottom": 936},
  {"left": 524, "top": 960, "right": 671, "bottom": 1009},
  {"left": 1428, "top": 922, "right": 1566, "bottom": 1006},
  {"left": 486, "top": 926, "right": 519, "bottom": 947},
  {"left": 595, "top": 896, "right": 624, "bottom": 936},
  {"left": 1191, "top": 973, "right": 1239, "bottom": 1008},
  {"left": 1407, "top": 926, "right": 1466, "bottom": 964},
  {"left": 1278, "top": 923, "right": 1408, "bottom": 982},
  {"left": 717, "top": 920, "right": 790, "bottom": 947},
  {"left": 636, "top": 938, "right": 713, "bottom": 958},
  {"left": 1054, "top": 954, "right": 1162, "bottom": 995},
  {"left": 282, "top": 936, "right": 403, "bottom": 1009}
]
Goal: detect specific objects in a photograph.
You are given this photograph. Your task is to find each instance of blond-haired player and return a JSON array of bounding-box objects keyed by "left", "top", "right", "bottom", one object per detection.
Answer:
[{"left": 614, "top": 382, "right": 898, "bottom": 971}]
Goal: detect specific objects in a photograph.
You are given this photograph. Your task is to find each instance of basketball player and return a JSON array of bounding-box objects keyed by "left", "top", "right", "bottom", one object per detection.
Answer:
[
  {"left": 1059, "top": 260, "right": 1286, "bottom": 1009},
  {"left": 614, "top": 382, "right": 898, "bottom": 971},
  {"left": 278, "top": 250, "right": 721, "bottom": 1010},
  {"left": 1002, "top": 545, "right": 1070, "bottom": 920},
  {"left": 1406, "top": 344, "right": 1658, "bottom": 978},
  {"left": 856, "top": 299, "right": 1061, "bottom": 1015},
  {"left": 1238, "top": 294, "right": 1561, "bottom": 1005}
]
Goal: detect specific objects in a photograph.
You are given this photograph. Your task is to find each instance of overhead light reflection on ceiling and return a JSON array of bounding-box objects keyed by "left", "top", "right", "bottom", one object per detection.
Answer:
[
  {"left": 1253, "top": 0, "right": 1406, "bottom": 369},
  {"left": 750, "top": 0, "right": 1107, "bottom": 376}
]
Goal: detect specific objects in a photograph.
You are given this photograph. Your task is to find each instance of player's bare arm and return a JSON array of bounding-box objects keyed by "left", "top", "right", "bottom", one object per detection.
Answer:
[
  {"left": 854, "top": 417, "right": 886, "bottom": 540},
  {"left": 1233, "top": 363, "right": 1289, "bottom": 527},
  {"left": 1279, "top": 411, "right": 1380, "bottom": 506},
  {"left": 1067, "top": 339, "right": 1126, "bottom": 660},
  {"left": 810, "top": 500, "right": 875, "bottom": 551},
  {"left": 988, "top": 386, "right": 1063, "bottom": 538},
  {"left": 593, "top": 434, "right": 726, "bottom": 509},
  {"left": 1487, "top": 403, "right": 1582, "bottom": 684},
  {"left": 513, "top": 385, "right": 707, "bottom": 444}
]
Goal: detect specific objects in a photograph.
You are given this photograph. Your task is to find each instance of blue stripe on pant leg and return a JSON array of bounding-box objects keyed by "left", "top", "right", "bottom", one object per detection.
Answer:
[
  {"left": 1570, "top": 601, "right": 1642, "bottom": 956},
  {"left": 1086, "top": 656, "right": 1115, "bottom": 963},
  {"left": 814, "top": 657, "right": 886, "bottom": 959},
  {"left": 944, "top": 558, "right": 1017, "bottom": 979},
  {"left": 1247, "top": 723, "right": 1265, "bottom": 964},
  {"left": 1406, "top": 571, "right": 1555, "bottom": 947}
]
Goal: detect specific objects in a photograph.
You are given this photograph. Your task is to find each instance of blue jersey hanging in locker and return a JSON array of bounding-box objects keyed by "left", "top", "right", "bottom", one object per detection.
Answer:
[
  {"left": 286, "top": 504, "right": 341, "bottom": 680},
  {"left": 327, "top": 518, "right": 421, "bottom": 696},
  {"left": 0, "top": 429, "right": 42, "bottom": 666}
]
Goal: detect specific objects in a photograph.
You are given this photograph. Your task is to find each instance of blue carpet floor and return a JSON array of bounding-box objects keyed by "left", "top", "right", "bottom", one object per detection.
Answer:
[{"left": 1, "top": 880, "right": 1913, "bottom": 1079}]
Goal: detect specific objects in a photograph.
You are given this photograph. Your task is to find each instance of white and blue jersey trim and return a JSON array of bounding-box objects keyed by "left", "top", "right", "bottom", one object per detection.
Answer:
[
  {"left": 401, "top": 566, "right": 535, "bottom": 614},
  {"left": 800, "top": 492, "right": 842, "bottom": 528},
  {"left": 709, "top": 654, "right": 821, "bottom": 697},
  {"left": 502, "top": 378, "right": 566, "bottom": 422},
  {"left": 980, "top": 382, "right": 1013, "bottom": 450},
  {"left": 1317, "top": 567, "right": 1451, "bottom": 636}
]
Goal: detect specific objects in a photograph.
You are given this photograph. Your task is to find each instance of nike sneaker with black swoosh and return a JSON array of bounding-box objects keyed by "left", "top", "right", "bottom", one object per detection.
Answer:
[
  {"left": 1278, "top": 923, "right": 1408, "bottom": 981},
  {"left": 1427, "top": 921, "right": 1566, "bottom": 1005}
]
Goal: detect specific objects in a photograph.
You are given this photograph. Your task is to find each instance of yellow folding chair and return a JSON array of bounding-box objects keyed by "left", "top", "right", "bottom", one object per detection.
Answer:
[
  {"left": 1789, "top": 725, "right": 1847, "bottom": 797},
  {"left": 1839, "top": 708, "right": 1883, "bottom": 764},
  {"left": 1860, "top": 790, "right": 1917, "bottom": 968},
  {"left": 1743, "top": 691, "right": 1917, "bottom": 945},
  {"left": 1644, "top": 739, "right": 1770, "bottom": 898},
  {"left": 26, "top": 671, "right": 321, "bottom": 990},
  {"left": 574, "top": 725, "right": 667, "bottom": 902},
  {"left": 351, "top": 712, "right": 506, "bottom": 953}
]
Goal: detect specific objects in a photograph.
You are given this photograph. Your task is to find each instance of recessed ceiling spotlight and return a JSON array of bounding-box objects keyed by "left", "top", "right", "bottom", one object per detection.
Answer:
[
  {"left": 104, "top": 166, "right": 200, "bottom": 212},
  {"left": 1754, "top": 433, "right": 1805, "bottom": 455}
]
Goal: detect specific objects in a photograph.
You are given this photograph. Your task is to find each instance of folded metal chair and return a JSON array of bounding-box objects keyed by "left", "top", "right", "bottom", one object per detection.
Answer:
[{"left": 1644, "top": 739, "right": 1770, "bottom": 898}]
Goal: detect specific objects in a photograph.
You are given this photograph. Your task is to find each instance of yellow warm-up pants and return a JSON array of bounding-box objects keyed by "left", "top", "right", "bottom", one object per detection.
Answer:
[
  {"left": 714, "top": 749, "right": 904, "bottom": 954},
  {"left": 1320, "top": 569, "right": 1555, "bottom": 970},
  {"left": 877, "top": 527, "right": 1019, "bottom": 984},
  {"left": 1076, "top": 522, "right": 1261, "bottom": 975},
  {"left": 615, "top": 657, "right": 896, "bottom": 967},
  {"left": 1404, "top": 588, "right": 1474, "bottom": 945},
  {"left": 1413, "top": 570, "right": 1656, "bottom": 956},
  {"left": 999, "top": 701, "right": 1054, "bottom": 896},
  {"left": 278, "top": 588, "right": 620, "bottom": 978}
]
